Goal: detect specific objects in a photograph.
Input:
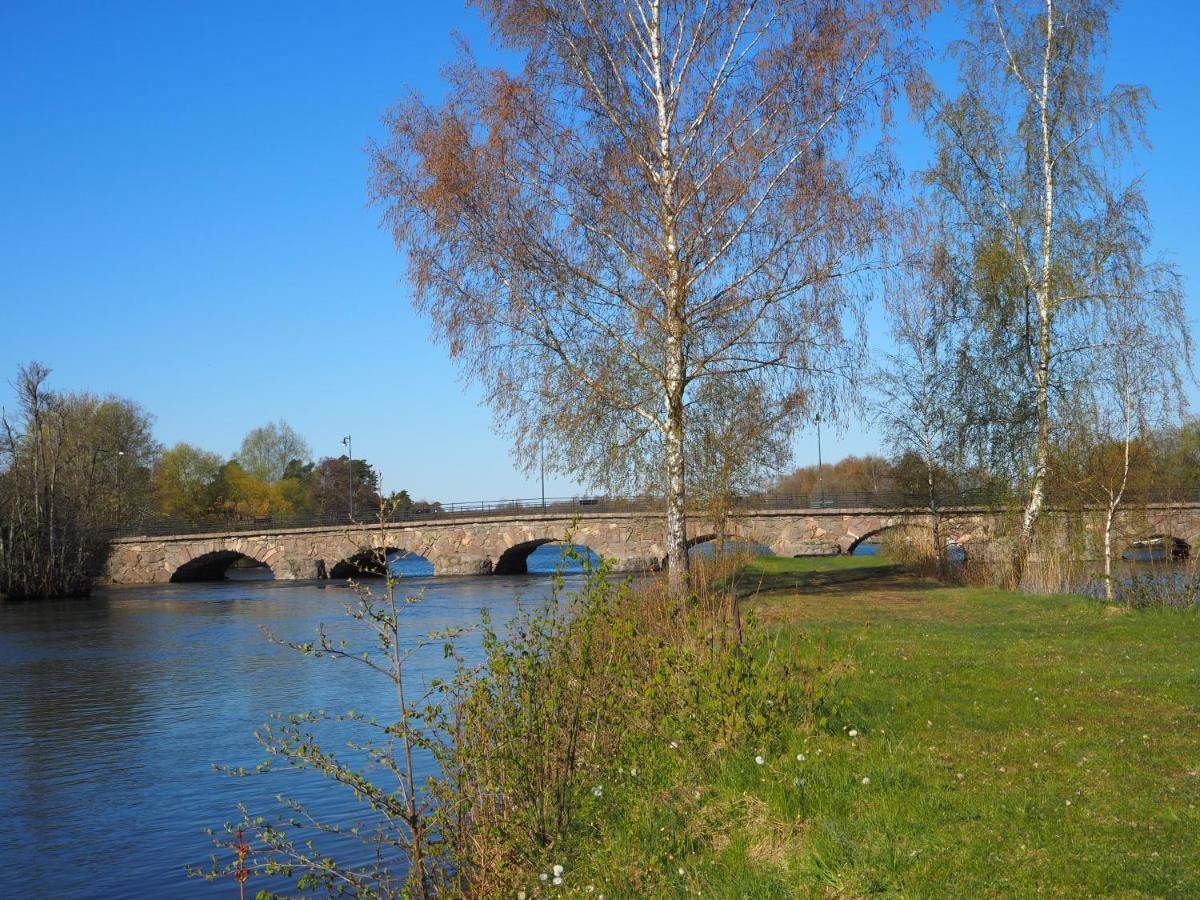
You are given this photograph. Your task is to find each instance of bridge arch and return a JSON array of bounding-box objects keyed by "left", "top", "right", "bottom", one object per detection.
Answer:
[
  {"left": 493, "top": 539, "right": 601, "bottom": 575},
  {"left": 686, "top": 534, "right": 776, "bottom": 558},
  {"left": 848, "top": 523, "right": 933, "bottom": 556},
  {"left": 1121, "top": 534, "right": 1190, "bottom": 563},
  {"left": 170, "top": 550, "right": 274, "bottom": 582},
  {"left": 330, "top": 547, "right": 435, "bottom": 579}
]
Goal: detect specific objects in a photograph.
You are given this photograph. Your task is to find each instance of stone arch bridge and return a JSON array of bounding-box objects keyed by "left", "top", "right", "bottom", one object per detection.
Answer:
[{"left": 102, "top": 502, "right": 1200, "bottom": 585}]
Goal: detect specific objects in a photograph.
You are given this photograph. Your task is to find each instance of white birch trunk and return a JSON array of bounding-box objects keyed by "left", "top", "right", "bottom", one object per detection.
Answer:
[
  {"left": 650, "top": 1, "right": 690, "bottom": 596},
  {"left": 1018, "top": 0, "right": 1056, "bottom": 575}
]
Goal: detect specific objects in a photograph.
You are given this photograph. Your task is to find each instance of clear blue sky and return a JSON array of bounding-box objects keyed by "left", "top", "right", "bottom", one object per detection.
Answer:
[{"left": 1, "top": 2, "right": 1196, "bottom": 501}]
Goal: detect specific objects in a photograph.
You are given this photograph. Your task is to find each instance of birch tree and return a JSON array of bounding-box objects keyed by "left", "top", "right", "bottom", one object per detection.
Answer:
[
  {"left": 1062, "top": 277, "right": 1187, "bottom": 600},
  {"left": 371, "top": 0, "right": 931, "bottom": 594},
  {"left": 923, "top": 0, "right": 1187, "bottom": 576}
]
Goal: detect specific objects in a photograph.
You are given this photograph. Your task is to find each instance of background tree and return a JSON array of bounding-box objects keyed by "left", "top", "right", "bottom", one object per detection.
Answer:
[
  {"left": 0, "top": 363, "right": 158, "bottom": 599},
  {"left": 875, "top": 241, "right": 961, "bottom": 568},
  {"left": 235, "top": 420, "right": 311, "bottom": 484},
  {"left": 1055, "top": 283, "right": 1188, "bottom": 598},
  {"left": 152, "top": 443, "right": 223, "bottom": 521},
  {"left": 776, "top": 454, "right": 894, "bottom": 499},
  {"left": 687, "top": 375, "right": 796, "bottom": 551},
  {"left": 922, "top": 0, "right": 1189, "bottom": 576},
  {"left": 372, "top": 0, "right": 931, "bottom": 594},
  {"left": 209, "top": 461, "right": 274, "bottom": 520},
  {"left": 310, "top": 455, "right": 382, "bottom": 520}
]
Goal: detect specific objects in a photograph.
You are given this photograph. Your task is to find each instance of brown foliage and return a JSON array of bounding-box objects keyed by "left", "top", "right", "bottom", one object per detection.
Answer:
[{"left": 371, "top": 0, "right": 935, "bottom": 592}]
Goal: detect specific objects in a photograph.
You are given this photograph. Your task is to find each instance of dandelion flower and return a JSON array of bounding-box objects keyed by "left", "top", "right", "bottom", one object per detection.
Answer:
[
  {"left": 519, "top": 892, "right": 527, "bottom": 900},
  {"left": 862, "top": 776, "right": 871, "bottom": 785},
  {"left": 755, "top": 755, "right": 765, "bottom": 765},
  {"left": 553, "top": 864, "right": 564, "bottom": 877}
]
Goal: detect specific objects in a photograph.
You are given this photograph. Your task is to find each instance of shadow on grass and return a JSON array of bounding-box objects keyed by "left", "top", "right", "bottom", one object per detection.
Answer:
[{"left": 735, "top": 562, "right": 933, "bottom": 600}]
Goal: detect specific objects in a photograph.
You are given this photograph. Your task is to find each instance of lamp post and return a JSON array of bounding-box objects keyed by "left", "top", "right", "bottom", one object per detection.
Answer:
[
  {"left": 540, "top": 441, "right": 546, "bottom": 512},
  {"left": 342, "top": 435, "right": 353, "bottom": 520},
  {"left": 815, "top": 415, "right": 825, "bottom": 507}
]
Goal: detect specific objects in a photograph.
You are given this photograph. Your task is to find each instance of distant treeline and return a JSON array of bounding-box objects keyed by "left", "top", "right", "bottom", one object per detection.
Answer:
[
  {"left": 0, "top": 363, "right": 438, "bottom": 599},
  {"left": 776, "top": 429, "right": 1200, "bottom": 506}
]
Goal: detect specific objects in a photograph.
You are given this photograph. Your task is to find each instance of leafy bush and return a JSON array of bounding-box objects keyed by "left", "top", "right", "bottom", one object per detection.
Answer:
[{"left": 199, "top": 542, "right": 850, "bottom": 897}]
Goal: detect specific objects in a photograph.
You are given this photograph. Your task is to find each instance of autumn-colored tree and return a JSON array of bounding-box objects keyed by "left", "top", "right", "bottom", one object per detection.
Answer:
[
  {"left": 372, "top": 0, "right": 932, "bottom": 594},
  {"left": 776, "top": 454, "right": 894, "bottom": 500},
  {"left": 209, "top": 462, "right": 275, "bottom": 521}
]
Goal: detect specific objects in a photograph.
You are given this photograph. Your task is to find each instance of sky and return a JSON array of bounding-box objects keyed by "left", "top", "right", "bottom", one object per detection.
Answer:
[{"left": 1, "top": 1, "right": 1197, "bottom": 503}]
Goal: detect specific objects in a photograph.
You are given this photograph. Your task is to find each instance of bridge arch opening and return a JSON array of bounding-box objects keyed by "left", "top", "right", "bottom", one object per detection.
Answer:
[
  {"left": 848, "top": 525, "right": 966, "bottom": 563},
  {"left": 170, "top": 551, "right": 275, "bottom": 583},
  {"left": 1121, "top": 535, "right": 1190, "bottom": 563},
  {"left": 494, "top": 540, "right": 601, "bottom": 575},
  {"left": 330, "top": 548, "right": 435, "bottom": 580}
]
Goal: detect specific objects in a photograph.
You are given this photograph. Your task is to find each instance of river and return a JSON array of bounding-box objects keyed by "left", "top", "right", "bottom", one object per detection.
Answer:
[{"left": 0, "top": 547, "right": 586, "bottom": 898}]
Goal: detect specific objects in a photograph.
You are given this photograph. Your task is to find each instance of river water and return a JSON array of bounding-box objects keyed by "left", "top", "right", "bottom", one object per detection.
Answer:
[{"left": 0, "top": 548, "right": 585, "bottom": 898}]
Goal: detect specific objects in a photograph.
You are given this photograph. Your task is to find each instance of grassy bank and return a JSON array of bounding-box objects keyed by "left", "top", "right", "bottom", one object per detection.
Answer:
[{"left": 543, "top": 556, "right": 1200, "bottom": 897}]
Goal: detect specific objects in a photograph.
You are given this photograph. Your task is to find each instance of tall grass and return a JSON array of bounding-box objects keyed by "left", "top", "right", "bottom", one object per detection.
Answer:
[{"left": 438, "top": 548, "right": 845, "bottom": 895}]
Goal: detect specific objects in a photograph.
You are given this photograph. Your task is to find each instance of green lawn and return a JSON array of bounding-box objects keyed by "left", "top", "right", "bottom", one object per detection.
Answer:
[{"left": 574, "top": 556, "right": 1200, "bottom": 898}]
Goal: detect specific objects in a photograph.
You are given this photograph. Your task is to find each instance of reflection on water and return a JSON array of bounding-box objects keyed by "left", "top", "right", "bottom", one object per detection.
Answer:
[{"left": 0, "top": 570, "right": 585, "bottom": 898}]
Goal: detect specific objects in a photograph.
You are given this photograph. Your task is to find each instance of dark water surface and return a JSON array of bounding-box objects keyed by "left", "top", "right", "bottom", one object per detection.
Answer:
[{"left": 0, "top": 558, "right": 581, "bottom": 898}]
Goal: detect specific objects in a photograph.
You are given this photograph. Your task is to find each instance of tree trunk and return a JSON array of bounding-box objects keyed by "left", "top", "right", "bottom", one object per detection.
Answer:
[
  {"left": 651, "top": 1, "right": 689, "bottom": 599},
  {"left": 1019, "top": 1, "right": 1057, "bottom": 583},
  {"left": 927, "top": 461, "right": 943, "bottom": 577},
  {"left": 1103, "top": 507, "right": 1115, "bottom": 603},
  {"left": 664, "top": 376, "right": 689, "bottom": 598}
]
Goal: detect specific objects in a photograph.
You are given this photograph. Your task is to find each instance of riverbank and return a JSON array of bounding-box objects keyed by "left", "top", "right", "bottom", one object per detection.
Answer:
[{"left": 545, "top": 555, "right": 1200, "bottom": 897}]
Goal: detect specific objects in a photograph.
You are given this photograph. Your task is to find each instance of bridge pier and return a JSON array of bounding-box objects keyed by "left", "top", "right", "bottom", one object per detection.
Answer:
[{"left": 429, "top": 554, "right": 494, "bottom": 576}]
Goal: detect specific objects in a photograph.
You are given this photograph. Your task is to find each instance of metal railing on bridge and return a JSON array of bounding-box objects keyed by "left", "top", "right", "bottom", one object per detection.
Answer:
[{"left": 108, "top": 488, "right": 1005, "bottom": 540}]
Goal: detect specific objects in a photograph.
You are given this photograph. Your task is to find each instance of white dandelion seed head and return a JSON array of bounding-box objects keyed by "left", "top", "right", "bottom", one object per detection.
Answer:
[
  {"left": 630, "top": 766, "right": 638, "bottom": 776},
  {"left": 862, "top": 776, "right": 871, "bottom": 785},
  {"left": 553, "top": 876, "right": 563, "bottom": 885},
  {"left": 586, "top": 886, "right": 595, "bottom": 894},
  {"left": 670, "top": 741, "right": 679, "bottom": 749},
  {"left": 540, "top": 873, "right": 548, "bottom": 881},
  {"left": 553, "top": 864, "right": 564, "bottom": 877},
  {"left": 592, "top": 785, "right": 603, "bottom": 797},
  {"left": 755, "top": 755, "right": 765, "bottom": 765},
  {"left": 796, "top": 753, "right": 806, "bottom": 761},
  {"left": 848, "top": 729, "right": 858, "bottom": 738},
  {"left": 678, "top": 867, "right": 685, "bottom": 875},
  {"left": 518, "top": 892, "right": 527, "bottom": 900}
]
